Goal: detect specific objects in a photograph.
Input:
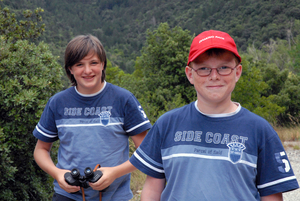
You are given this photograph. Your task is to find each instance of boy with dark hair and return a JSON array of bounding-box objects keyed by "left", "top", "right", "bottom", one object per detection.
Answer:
[
  {"left": 129, "top": 30, "right": 299, "bottom": 200},
  {"left": 33, "top": 34, "right": 151, "bottom": 201}
]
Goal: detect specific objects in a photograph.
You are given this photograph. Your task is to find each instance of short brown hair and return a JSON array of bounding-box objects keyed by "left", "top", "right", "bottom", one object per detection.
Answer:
[
  {"left": 189, "top": 48, "right": 240, "bottom": 68},
  {"left": 64, "top": 34, "right": 107, "bottom": 86}
]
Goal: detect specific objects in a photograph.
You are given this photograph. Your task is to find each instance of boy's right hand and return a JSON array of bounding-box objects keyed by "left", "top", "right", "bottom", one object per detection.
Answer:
[
  {"left": 55, "top": 169, "right": 81, "bottom": 193},
  {"left": 33, "top": 140, "right": 80, "bottom": 193}
]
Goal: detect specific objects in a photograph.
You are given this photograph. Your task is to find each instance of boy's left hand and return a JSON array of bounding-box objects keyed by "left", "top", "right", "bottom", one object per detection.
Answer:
[{"left": 88, "top": 167, "right": 117, "bottom": 191}]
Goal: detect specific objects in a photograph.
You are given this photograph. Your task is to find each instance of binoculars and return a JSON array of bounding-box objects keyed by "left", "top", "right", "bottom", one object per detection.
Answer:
[{"left": 64, "top": 167, "right": 103, "bottom": 189}]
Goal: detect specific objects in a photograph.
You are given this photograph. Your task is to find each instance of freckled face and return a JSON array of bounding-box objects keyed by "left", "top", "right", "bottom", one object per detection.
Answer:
[
  {"left": 185, "top": 51, "right": 242, "bottom": 106},
  {"left": 69, "top": 51, "right": 104, "bottom": 94}
]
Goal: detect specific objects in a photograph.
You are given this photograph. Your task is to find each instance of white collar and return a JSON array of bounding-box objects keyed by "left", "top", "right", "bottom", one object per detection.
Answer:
[
  {"left": 194, "top": 100, "right": 241, "bottom": 118},
  {"left": 75, "top": 81, "right": 106, "bottom": 97}
]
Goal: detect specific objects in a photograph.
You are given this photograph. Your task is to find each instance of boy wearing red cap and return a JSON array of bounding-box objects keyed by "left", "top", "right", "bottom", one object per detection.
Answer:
[{"left": 129, "top": 30, "right": 299, "bottom": 200}]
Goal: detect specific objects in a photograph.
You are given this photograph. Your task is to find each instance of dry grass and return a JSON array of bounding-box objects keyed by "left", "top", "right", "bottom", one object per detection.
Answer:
[
  {"left": 275, "top": 125, "right": 300, "bottom": 150},
  {"left": 129, "top": 169, "right": 146, "bottom": 201},
  {"left": 275, "top": 126, "right": 300, "bottom": 142}
]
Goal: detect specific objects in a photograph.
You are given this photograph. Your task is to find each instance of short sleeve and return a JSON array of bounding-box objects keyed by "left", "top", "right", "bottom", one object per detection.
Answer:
[
  {"left": 256, "top": 129, "right": 299, "bottom": 196},
  {"left": 130, "top": 121, "right": 165, "bottom": 178},
  {"left": 33, "top": 98, "right": 59, "bottom": 142},
  {"left": 123, "top": 94, "right": 151, "bottom": 136}
]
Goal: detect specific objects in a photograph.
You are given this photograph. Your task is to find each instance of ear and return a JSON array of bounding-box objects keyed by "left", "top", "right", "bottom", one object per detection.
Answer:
[
  {"left": 235, "top": 64, "right": 242, "bottom": 82},
  {"left": 185, "top": 66, "right": 194, "bottom": 85},
  {"left": 69, "top": 67, "right": 74, "bottom": 74}
]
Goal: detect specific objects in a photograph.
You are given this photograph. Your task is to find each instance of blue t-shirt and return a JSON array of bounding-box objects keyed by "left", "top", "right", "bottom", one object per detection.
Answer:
[
  {"left": 130, "top": 101, "right": 299, "bottom": 200},
  {"left": 33, "top": 82, "right": 152, "bottom": 201}
]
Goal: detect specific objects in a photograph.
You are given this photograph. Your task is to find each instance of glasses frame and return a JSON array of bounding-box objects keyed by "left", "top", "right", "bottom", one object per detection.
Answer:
[{"left": 189, "top": 64, "right": 240, "bottom": 77}]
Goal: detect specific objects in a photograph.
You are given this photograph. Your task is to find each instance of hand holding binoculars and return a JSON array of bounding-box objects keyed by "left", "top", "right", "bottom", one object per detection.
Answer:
[{"left": 64, "top": 167, "right": 104, "bottom": 189}]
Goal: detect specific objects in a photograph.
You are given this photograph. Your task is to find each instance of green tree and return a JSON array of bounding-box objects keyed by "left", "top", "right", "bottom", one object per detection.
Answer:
[
  {"left": 0, "top": 6, "right": 45, "bottom": 41},
  {"left": 135, "top": 23, "right": 195, "bottom": 121},
  {"left": 0, "top": 7, "right": 62, "bottom": 200},
  {"left": 232, "top": 57, "right": 285, "bottom": 124},
  {"left": 274, "top": 72, "right": 300, "bottom": 125},
  {"left": 289, "top": 34, "right": 300, "bottom": 74},
  {"left": 245, "top": 36, "right": 300, "bottom": 125}
]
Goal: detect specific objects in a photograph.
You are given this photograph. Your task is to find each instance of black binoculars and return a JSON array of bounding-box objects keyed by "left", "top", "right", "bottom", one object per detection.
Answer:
[{"left": 64, "top": 167, "right": 103, "bottom": 189}]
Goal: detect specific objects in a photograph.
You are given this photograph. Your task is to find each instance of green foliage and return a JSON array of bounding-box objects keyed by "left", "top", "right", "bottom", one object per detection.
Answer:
[
  {"left": 289, "top": 33, "right": 300, "bottom": 74},
  {"left": 0, "top": 7, "right": 63, "bottom": 200},
  {"left": 105, "top": 59, "right": 126, "bottom": 86},
  {"left": 0, "top": 37, "right": 62, "bottom": 200},
  {"left": 133, "top": 23, "right": 195, "bottom": 121},
  {"left": 0, "top": 127, "right": 17, "bottom": 198},
  {"left": 232, "top": 57, "right": 285, "bottom": 124},
  {"left": 274, "top": 72, "right": 300, "bottom": 125},
  {"left": 0, "top": 6, "right": 45, "bottom": 41},
  {"left": 261, "top": 64, "right": 289, "bottom": 97},
  {"left": 2, "top": 0, "right": 300, "bottom": 73},
  {"left": 244, "top": 36, "right": 300, "bottom": 125}
]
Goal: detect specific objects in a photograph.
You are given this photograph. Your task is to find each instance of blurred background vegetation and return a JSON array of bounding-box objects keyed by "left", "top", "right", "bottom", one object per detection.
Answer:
[{"left": 1, "top": 0, "right": 300, "bottom": 200}]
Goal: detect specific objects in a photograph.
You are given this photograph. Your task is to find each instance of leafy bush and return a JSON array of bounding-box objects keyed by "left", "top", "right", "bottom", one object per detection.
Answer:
[
  {"left": 232, "top": 56, "right": 285, "bottom": 124},
  {"left": 0, "top": 6, "right": 63, "bottom": 200}
]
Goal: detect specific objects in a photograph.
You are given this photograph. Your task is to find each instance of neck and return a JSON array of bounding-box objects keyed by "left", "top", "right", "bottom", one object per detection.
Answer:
[{"left": 196, "top": 100, "right": 238, "bottom": 114}]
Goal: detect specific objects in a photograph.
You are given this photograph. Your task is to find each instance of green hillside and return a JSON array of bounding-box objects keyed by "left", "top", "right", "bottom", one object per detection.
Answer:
[{"left": 1, "top": 0, "right": 300, "bottom": 72}]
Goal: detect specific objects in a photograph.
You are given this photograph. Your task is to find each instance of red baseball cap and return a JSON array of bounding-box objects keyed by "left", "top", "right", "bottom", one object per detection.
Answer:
[{"left": 187, "top": 30, "right": 241, "bottom": 65}]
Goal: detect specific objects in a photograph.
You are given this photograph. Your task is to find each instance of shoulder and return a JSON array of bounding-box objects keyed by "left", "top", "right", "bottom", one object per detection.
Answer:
[
  {"left": 239, "top": 107, "right": 277, "bottom": 139},
  {"left": 106, "top": 82, "right": 131, "bottom": 93},
  {"left": 156, "top": 103, "right": 193, "bottom": 123},
  {"left": 47, "top": 87, "right": 75, "bottom": 103},
  {"left": 106, "top": 82, "right": 134, "bottom": 97},
  {"left": 105, "top": 83, "right": 141, "bottom": 108},
  {"left": 240, "top": 107, "right": 270, "bottom": 124}
]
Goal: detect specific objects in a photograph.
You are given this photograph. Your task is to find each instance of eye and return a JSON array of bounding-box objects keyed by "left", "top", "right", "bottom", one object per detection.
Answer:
[
  {"left": 219, "top": 66, "right": 230, "bottom": 70},
  {"left": 75, "top": 63, "right": 83, "bottom": 67},
  {"left": 90, "top": 60, "right": 100, "bottom": 65},
  {"left": 197, "top": 67, "right": 211, "bottom": 71}
]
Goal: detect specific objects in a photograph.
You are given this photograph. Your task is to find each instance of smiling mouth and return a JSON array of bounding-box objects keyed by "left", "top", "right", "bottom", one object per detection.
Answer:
[
  {"left": 208, "top": 85, "right": 223, "bottom": 88},
  {"left": 83, "top": 76, "right": 95, "bottom": 79}
]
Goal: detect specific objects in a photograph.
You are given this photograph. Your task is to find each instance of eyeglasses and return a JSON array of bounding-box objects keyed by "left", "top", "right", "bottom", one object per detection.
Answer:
[{"left": 189, "top": 64, "right": 239, "bottom": 77}]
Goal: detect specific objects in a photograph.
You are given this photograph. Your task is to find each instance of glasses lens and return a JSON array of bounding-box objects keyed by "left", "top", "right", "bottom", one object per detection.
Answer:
[
  {"left": 196, "top": 68, "right": 210, "bottom": 76},
  {"left": 192, "top": 65, "right": 237, "bottom": 76},
  {"left": 218, "top": 67, "right": 232, "bottom": 75}
]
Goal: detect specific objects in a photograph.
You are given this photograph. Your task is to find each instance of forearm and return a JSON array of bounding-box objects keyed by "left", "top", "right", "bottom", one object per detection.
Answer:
[
  {"left": 34, "top": 140, "right": 81, "bottom": 193},
  {"left": 34, "top": 140, "right": 60, "bottom": 179},
  {"left": 141, "top": 176, "right": 165, "bottom": 201},
  {"left": 90, "top": 160, "right": 137, "bottom": 191},
  {"left": 110, "top": 160, "right": 137, "bottom": 178},
  {"left": 261, "top": 193, "right": 283, "bottom": 201}
]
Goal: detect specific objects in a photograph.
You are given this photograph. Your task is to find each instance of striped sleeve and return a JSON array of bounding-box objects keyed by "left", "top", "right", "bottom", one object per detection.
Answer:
[
  {"left": 130, "top": 147, "right": 165, "bottom": 178},
  {"left": 129, "top": 121, "right": 165, "bottom": 178},
  {"left": 256, "top": 132, "right": 299, "bottom": 196},
  {"left": 33, "top": 98, "right": 58, "bottom": 142},
  {"left": 33, "top": 122, "right": 58, "bottom": 142},
  {"left": 123, "top": 94, "right": 152, "bottom": 136}
]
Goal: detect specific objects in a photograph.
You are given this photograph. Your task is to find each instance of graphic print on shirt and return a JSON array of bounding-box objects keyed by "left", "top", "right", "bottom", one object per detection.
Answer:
[
  {"left": 99, "top": 111, "right": 111, "bottom": 126},
  {"left": 173, "top": 130, "right": 249, "bottom": 165},
  {"left": 64, "top": 106, "right": 113, "bottom": 116},
  {"left": 275, "top": 151, "right": 291, "bottom": 173},
  {"left": 139, "top": 105, "right": 147, "bottom": 118},
  {"left": 63, "top": 106, "right": 114, "bottom": 126},
  {"left": 227, "top": 142, "right": 246, "bottom": 164}
]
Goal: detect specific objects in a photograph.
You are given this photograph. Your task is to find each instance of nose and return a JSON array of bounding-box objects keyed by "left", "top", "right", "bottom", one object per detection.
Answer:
[
  {"left": 83, "top": 64, "right": 92, "bottom": 74},
  {"left": 209, "top": 68, "right": 220, "bottom": 80}
]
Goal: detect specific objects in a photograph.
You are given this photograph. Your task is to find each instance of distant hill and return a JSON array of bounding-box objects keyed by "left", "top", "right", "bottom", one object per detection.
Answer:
[{"left": 1, "top": 0, "right": 300, "bottom": 72}]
